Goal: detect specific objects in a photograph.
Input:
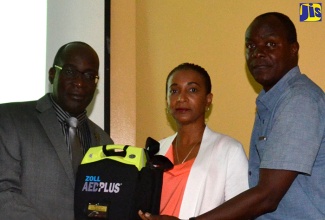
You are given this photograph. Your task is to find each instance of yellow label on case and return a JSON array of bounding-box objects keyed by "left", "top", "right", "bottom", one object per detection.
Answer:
[{"left": 88, "top": 204, "right": 107, "bottom": 212}]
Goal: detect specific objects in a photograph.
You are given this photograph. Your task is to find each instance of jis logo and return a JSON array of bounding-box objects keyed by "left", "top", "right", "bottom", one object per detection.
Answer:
[{"left": 300, "top": 3, "right": 322, "bottom": 22}]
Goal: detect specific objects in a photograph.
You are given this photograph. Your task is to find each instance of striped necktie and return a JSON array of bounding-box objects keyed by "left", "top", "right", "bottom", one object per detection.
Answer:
[{"left": 66, "top": 117, "right": 83, "bottom": 177}]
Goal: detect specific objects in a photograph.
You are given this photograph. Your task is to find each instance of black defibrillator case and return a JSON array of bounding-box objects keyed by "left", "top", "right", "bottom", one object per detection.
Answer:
[{"left": 74, "top": 137, "right": 173, "bottom": 220}]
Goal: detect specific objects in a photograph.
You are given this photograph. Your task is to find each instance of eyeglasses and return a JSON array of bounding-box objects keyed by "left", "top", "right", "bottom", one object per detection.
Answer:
[{"left": 54, "top": 65, "right": 99, "bottom": 84}]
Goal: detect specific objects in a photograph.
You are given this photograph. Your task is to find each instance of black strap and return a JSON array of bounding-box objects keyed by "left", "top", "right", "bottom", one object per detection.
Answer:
[{"left": 102, "top": 145, "right": 129, "bottom": 157}]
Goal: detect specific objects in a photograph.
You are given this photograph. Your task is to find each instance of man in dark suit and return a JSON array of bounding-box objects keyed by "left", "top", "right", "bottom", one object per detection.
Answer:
[{"left": 0, "top": 41, "right": 113, "bottom": 219}]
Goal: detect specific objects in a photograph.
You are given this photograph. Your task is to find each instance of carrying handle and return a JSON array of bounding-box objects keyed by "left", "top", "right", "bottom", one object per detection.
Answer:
[{"left": 102, "top": 145, "right": 129, "bottom": 157}]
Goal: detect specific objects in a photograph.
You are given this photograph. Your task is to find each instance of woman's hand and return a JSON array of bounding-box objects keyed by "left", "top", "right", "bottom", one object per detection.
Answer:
[{"left": 138, "top": 210, "right": 180, "bottom": 220}]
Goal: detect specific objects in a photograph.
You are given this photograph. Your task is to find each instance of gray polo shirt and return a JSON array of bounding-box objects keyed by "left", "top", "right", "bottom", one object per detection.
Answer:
[{"left": 249, "top": 66, "right": 325, "bottom": 219}]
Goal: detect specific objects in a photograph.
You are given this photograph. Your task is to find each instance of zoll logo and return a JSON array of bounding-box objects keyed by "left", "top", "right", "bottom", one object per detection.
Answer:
[{"left": 82, "top": 175, "right": 122, "bottom": 193}]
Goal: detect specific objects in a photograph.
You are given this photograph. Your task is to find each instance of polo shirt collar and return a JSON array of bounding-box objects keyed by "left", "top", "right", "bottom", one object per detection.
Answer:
[{"left": 256, "top": 66, "right": 301, "bottom": 111}]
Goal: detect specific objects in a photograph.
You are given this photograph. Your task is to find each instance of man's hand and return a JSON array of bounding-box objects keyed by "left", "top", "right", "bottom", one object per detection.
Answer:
[{"left": 138, "top": 210, "right": 180, "bottom": 220}]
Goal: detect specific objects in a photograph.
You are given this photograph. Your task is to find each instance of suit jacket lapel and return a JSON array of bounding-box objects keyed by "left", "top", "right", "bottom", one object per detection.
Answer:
[
  {"left": 89, "top": 122, "right": 100, "bottom": 146},
  {"left": 36, "top": 95, "right": 75, "bottom": 187}
]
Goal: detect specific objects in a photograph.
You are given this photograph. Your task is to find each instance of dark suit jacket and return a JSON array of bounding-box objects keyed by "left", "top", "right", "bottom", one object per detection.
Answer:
[{"left": 0, "top": 94, "right": 113, "bottom": 220}]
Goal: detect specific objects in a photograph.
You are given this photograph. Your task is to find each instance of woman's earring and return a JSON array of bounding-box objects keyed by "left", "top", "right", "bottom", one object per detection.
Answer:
[{"left": 205, "top": 106, "right": 210, "bottom": 123}]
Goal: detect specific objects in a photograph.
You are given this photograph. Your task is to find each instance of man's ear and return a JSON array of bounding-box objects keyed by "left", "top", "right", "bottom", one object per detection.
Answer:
[
  {"left": 291, "top": 42, "right": 299, "bottom": 55},
  {"left": 49, "top": 67, "right": 55, "bottom": 84}
]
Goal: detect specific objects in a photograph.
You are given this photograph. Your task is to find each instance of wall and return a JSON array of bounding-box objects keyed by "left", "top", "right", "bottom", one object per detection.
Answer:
[
  {"left": 47, "top": 0, "right": 105, "bottom": 129},
  {"left": 110, "top": 1, "right": 137, "bottom": 145},
  {"left": 111, "top": 0, "right": 325, "bottom": 154},
  {"left": 0, "top": 1, "right": 47, "bottom": 104}
]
